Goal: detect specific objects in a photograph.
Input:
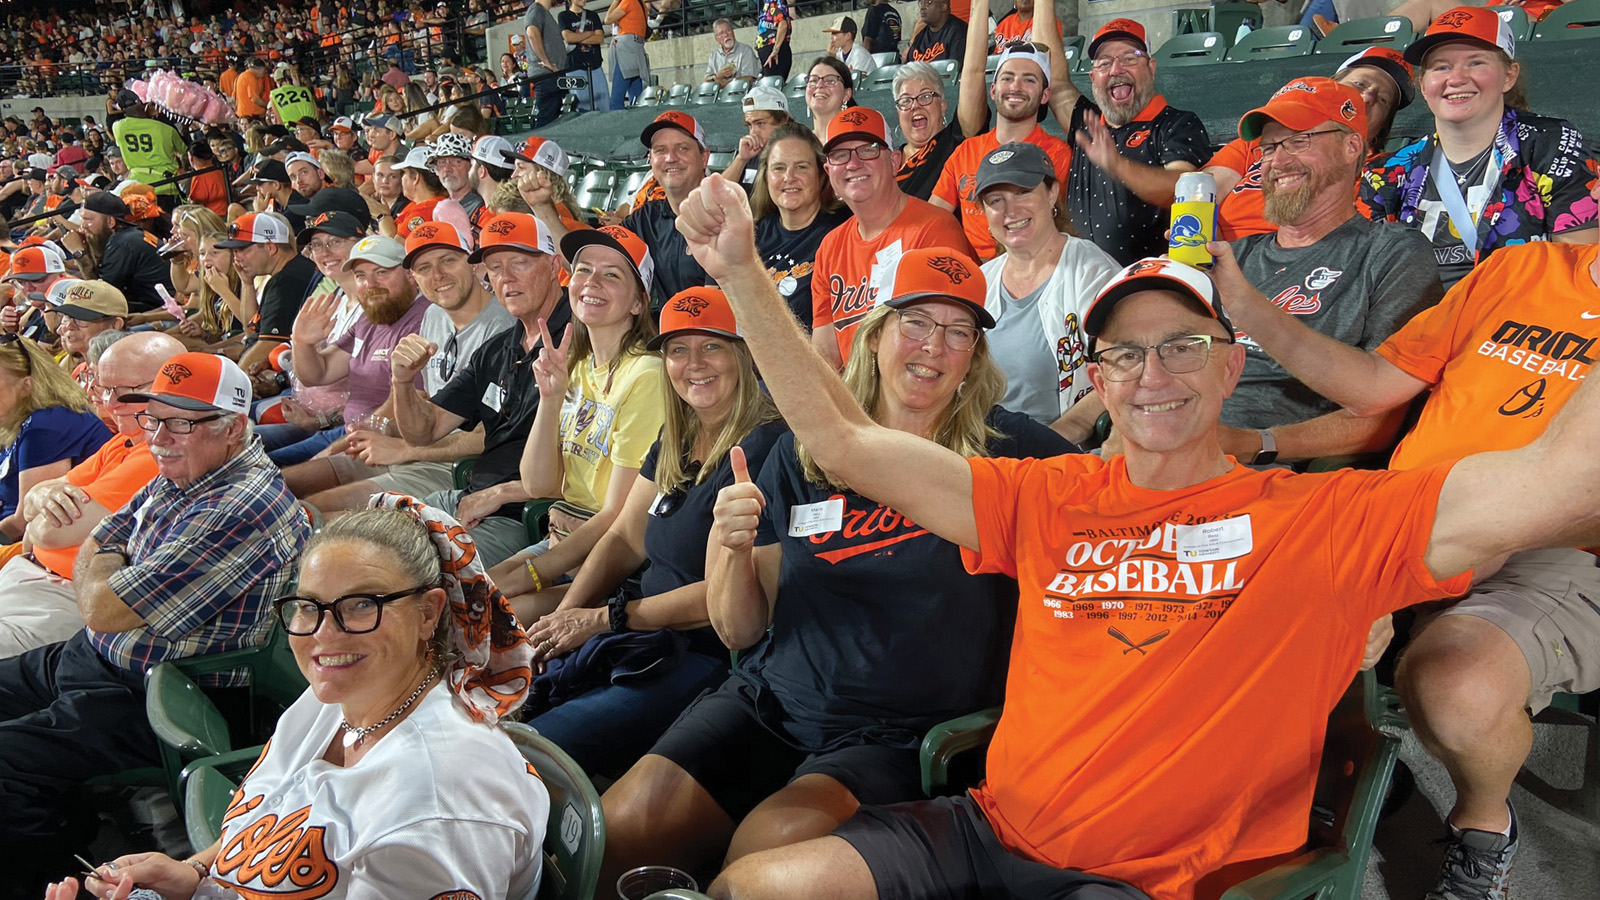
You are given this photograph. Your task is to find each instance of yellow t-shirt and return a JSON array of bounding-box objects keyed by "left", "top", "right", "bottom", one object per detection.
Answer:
[{"left": 558, "top": 351, "right": 665, "bottom": 513}]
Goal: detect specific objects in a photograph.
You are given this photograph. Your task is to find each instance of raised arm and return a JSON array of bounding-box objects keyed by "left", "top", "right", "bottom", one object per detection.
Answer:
[
  {"left": 677, "top": 175, "right": 980, "bottom": 550},
  {"left": 287, "top": 290, "right": 351, "bottom": 386},
  {"left": 954, "top": 0, "right": 991, "bottom": 138},
  {"left": 1208, "top": 241, "right": 1430, "bottom": 417}
]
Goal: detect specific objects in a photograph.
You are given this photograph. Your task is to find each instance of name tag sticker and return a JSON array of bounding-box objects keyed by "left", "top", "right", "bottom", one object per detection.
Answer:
[
  {"left": 1173, "top": 515, "right": 1253, "bottom": 562},
  {"left": 351, "top": 336, "right": 365, "bottom": 356},
  {"left": 481, "top": 383, "right": 505, "bottom": 413},
  {"left": 788, "top": 498, "right": 844, "bottom": 538},
  {"left": 648, "top": 491, "right": 669, "bottom": 516}
]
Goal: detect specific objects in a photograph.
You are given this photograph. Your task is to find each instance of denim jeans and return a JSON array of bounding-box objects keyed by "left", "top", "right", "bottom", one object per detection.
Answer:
[{"left": 571, "top": 65, "right": 609, "bottom": 112}]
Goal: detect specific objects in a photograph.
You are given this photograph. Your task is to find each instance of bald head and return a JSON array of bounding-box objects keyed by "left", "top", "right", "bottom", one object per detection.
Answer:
[{"left": 98, "top": 332, "right": 187, "bottom": 436}]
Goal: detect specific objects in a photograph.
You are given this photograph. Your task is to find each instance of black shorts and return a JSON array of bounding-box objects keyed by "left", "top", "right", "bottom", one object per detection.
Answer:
[
  {"left": 834, "top": 794, "right": 1152, "bottom": 900},
  {"left": 647, "top": 676, "right": 922, "bottom": 821}
]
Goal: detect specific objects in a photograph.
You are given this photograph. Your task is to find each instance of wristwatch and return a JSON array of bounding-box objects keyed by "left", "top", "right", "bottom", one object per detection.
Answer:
[
  {"left": 95, "top": 543, "right": 129, "bottom": 562},
  {"left": 607, "top": 593, "right": 630, "bottom": 633},
  {"left": 1252, "top": 429, "right": 1278, "bottom": 466}
]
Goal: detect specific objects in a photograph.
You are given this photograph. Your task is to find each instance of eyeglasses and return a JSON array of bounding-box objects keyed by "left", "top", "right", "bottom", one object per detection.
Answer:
[
  {"left": 1258, "top": 128, "right": 1346, "bottom": 160},
  {"left": 804, "top": 74, "right": 845, "bottom": 89},
  {"left": 305, "top": 237, "right": 355, "bottom": 254},
  {"left": 1090, "top": 334, "right": 1232, "bottom": 381},
  {"left": 1090, "top": 50, "right": 1149, "bottom": 71},
  {"left": 893, "top": 90, "right": 942, "bottom": 110},
  {"left": 824, "top": 142, "right": 886, "bottom": 166},
  {"left": 133, "top": 410, "right": 224, "bottom": 433},
  {"left": 93, "top": 379, "right": 153, "bottom": 404},
  {"left": 894, "top": 309, "right": 979, "bottom": 352},
  {"left": 272, "top": 584, "right": 434, "bottom": 635}
]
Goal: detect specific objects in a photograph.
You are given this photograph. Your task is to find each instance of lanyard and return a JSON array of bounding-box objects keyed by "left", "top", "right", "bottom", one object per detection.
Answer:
[{"left": 1430, "top": 143, "right": 1491, "bottom": 254}]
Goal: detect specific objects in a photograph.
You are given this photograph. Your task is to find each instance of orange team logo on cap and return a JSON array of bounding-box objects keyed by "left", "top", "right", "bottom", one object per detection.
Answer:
[
  {"left": 163, "top": 362, "right": 195, "bottom": 383},
  {"left": 1435, "top": 9, "right": 1473, "bottom": 27},
  {"left": 598, "top": 225, "right": 636, "bottom": 244},
  {"left": 311, "top": 212, "right": 333, "bottom": 226},
  {"left": 413, "top": 224, "right": 441, "bottom": 240},
  {"left": 1340, "top": 99, "right": 1358, "bottom": 121},
  {"left": 672, "top": 293, "right": 709, "bottom": 317},
  {"left": 1103, "top": 18, "right": 1138, "bottom": 31},
  {"left": 1127, "top": 259, "right": 1167, "bottom": 277},
  {"left": 837, "top": 109, "right": 871, "bottom": 126},
  {"left": 926, "top": 254, "right": 973, "bottom": 284},
  {"left": 486, "top": 219, "right": 517, "bottom": 236}
]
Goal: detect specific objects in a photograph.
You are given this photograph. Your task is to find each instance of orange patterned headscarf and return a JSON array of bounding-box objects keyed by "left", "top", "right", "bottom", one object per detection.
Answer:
[
  {"left": 371, "top": 492, "right": 534, "bottom": 724},
  {"left": 118, "top": 183, "right": 161, "bottom": 222}
]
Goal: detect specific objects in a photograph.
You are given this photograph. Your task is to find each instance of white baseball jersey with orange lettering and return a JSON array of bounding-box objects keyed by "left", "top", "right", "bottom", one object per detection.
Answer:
[{"left": 208, "top": 686, "right": 548, "bottom": 900}]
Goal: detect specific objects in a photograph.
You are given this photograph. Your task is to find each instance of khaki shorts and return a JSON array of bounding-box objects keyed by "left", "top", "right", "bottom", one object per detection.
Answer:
[
  {"left": 1416, "top": 547, "right": 1600, "bottom": 712},
  {"left": 326, "top": 456, "right": 454, "bottom": 500}
]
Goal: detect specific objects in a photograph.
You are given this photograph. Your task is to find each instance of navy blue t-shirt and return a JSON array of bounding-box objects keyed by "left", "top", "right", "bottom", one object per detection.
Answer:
[
  {"left": 0, "top": 406, "right": 110, "bottom": 518},
  {"left": 741, "top": 406, "right": 1076, "bottom": 752},
  {"left": 754, "top": 207, "right": 850, "bottom": 330}
]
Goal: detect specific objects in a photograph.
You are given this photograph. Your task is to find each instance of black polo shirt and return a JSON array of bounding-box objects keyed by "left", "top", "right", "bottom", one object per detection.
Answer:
[
  {"left": 431, "top": 300, "right": 572, "bottom": 519},
  {"left": 1066, "top": 94, "right": 1210, "bottom": 266},
  {"left": 254, "top": 253, "right": 322, "bottom": 341},
  {"left": 622, "top": 196, "right": 711, "bottom": 309},
  {"left": 99, "top": 226, "right": 173, "bottom": 313}
]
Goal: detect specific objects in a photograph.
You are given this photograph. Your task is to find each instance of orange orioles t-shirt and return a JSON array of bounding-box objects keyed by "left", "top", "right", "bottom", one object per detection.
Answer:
[
  {"left": 932, "top": 125, "right": 1073, "bottom": 261},
  {"left": 396, "top": 197, "right": 443, "bottom": 238},
  {"left": 811, "top": 197, "right": 973, "bottom": 360},
  {"left": 961, "top": 452, "right": 1470, "bottom": 900},
  {"left": 1206, "top": 137, "right": 1272, "bottom": 242},
  {"left": 1378, "top": 241, "right": 1600, "bottom": 472},
  {"left": 32, "top": 436, "right": 158, "bottom": 579}
]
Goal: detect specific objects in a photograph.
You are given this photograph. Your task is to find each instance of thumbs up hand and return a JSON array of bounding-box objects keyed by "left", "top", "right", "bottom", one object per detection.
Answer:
[{"left": 712, "top": 445, "right": 766, "bottom": 554}]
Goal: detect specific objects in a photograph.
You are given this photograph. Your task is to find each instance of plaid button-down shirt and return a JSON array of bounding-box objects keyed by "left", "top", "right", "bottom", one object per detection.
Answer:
[{"left": 89, "top": 436, "right": 308, "bottom": 684}]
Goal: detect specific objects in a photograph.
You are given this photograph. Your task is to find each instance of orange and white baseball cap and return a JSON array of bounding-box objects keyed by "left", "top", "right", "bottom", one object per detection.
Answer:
[
  {"left": 1089, "top": 18, "right": 1148, "bottom": 56},
  {"left": 216, "top": 211, "right": 293, "bottom": 248},
  {"left": 1083, "top": 257, "right": 1233, "bottom": 351},
  {"left": 648, "top": 286, "right": 741, "bottom": 350},
  {"left": 640, "top": 110, "right": 707, "bottom": 150},
  {"left": 4, "top": 245, "right": 67, "bottom": 282},
  {"left": 120, "top": 351, "right": 252, "bottom": 414},
  {"left": 512, "top": 135, "right": 570, "bottom": 176},
  {"left": 879, "top": 248, "right": 995, "bottom": 328},
  {"left": 1238, "top": 76, "right": 1367, "bottom": 142},
  {"left": 404, "top": 220, "right": 473, "bottom": 267},
  {"left": 824, "top": 106, "right": 891, "bottom": 152},
  {"left": 1338, "top": 46, "right": 1416, "bottom": 110},
  {"left": 560, "top": 225, "right": 655, "bottom": 294},
  {"left": 1405, "top": 5, "right": 1515, "bottom": 64},
  {"left": 470, "top": 213, "right": 558, "bottom": 262}
]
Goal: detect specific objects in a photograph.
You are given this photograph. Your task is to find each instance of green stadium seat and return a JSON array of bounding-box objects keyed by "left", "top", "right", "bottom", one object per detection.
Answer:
[
  {"left": 1313, "top": 15, "right": 1414, "bottom": 54},
  {"left": 860, "top": 64, "right": 899, "bottom": 93},
  {"left": 1225, "top": 25, "right": 1317, "bottom": 61},
  {"left": 871, "top": 51, "right": 898, "bottom": 67},
  {"left": 636, "top": 85, "right": 665, "bottom": 107},
  {"left": 504, "top": 722, "right": 607, "bottom": 900},
  {"left": 693, "top": 81, "right": 720, "bottom": 105},
  {"left": 574, "top": 169, "right": 617, "bottom": 210},
  {"left": 1533, "top": 0, "right": 1600, "bottom": 40},
  {"left": 667, "top": 82, "right": 694, "bottom": 105},
  {"left": 930, "top": 59, "right": 958, "bottom": 80},
  {"left": 1493, "top": 5, "right": 1534, "bottom": 41},
  {"left": 1173, "top": 1, "right": 1263, "bottom": 49},
  {"left": 619, "top": 166, "right": 651, "bottom": 202},
  {"left": 719, "top": 79, "right": 751, "bottom": 103},
  {"left": 1155, "top": 31, "right": 1229, "bottom": 67},
  {"left": 787, "top": 71, "right": 808, "bottom": 98}
]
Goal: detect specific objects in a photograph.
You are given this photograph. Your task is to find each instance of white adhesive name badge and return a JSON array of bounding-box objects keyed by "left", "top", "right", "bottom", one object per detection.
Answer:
[
  {"left": 481, "top": 382, "right": 505, "bottom": 413},
  {"left": 351, "top": 336, "right": 365, "bottom": 356},
  {"left": 648, "top": 491, "right": 670, "bottom": 516},
  {"left": 1173, "top": 515, "right": 1253, "bottom": 562},
  {"left": 788, "top": 498, "right": 844, "bottom": 537}
]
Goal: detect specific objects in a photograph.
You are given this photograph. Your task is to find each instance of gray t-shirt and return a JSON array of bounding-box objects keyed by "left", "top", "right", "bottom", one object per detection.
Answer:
[
  {"left": 524, "top": 1, "right": 569, "bottom": 70},
  {"left": 419, "top": 296, "right": 516, "bottom": 395},
  {"left": 1222, "top": 216, "right": 1444, "bottom": 428},
  {"left": 988, "top": 278, "right": 1061, "bottom": 425}
]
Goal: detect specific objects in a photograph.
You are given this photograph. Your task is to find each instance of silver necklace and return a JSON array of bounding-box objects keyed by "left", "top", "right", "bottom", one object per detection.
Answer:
[{"left": 340, "top": 667, "right": 439, "bottom": 749}]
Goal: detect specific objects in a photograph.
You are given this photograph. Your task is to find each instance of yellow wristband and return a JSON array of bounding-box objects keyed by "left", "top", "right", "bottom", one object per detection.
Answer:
[{"left": 525, "top": 559, "right": 544, "bottom": 593}]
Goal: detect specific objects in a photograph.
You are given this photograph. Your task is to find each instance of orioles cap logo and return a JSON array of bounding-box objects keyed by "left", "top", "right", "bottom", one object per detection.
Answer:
[
  {"left": 312, "top": 212, "right": 332, "bottom": 226},
  {"left": 486, "top": 219, "right": 517, "bottom": 236},
  {"left": 1340, "top": 99, "right": 1358, "bottom": 121},
  {"left": 673, "top": 295, "right": 709, "bottom": 317},
  {"left": 1127, "top": 259, "right": 1168, "bottom": 278},
  {"left": 1274, "top": 80, "right": 1317, "bottom": 97},
  {"left": 926, "top": 255, "right": 972, "bottom": 284},
  {"left": 162, "top": 362, "right": 195, "bottom": 383},
  {"left": 1435, "top": 9, "right": 1472, "bottom": 27},
  {"left": 68, "top": 284, "right": 95, "bottom": 299}
]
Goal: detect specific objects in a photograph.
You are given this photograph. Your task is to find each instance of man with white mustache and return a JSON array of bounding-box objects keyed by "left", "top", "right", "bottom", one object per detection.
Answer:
[
  {"left": 1048, "top": 18, "right": 1211, "bottom": 265},
  {"left": 1213, "top": 78, "right": 1443, "bottom": 450}
]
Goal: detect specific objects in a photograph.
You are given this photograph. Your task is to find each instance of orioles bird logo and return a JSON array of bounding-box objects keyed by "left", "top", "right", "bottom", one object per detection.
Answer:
[
  {"left": 673, "top": 295, "right": 709, "bottom": 317},
  {"left": 414, "top": 224, "right": 440, "bottom": 240},
  {"left": 1127, "top": 259, "right": 1167, "bottom": 278},
  {"left": 926, "top": 255, "right": 971, "bottom": 284},
  {"left": 1340, "top": 99, "right": 1358, "bottom": 121},
  {"left": 486, "top": 219, "right": 517, "bottom": 236},
  {"left": 162, "top": 362, "right": 195, "bottom": 383},
  {"left": 1436, "top": 9, "right": 1472, "bottom": 26},
  {"left": 838, "top": 108, "right": 871, "bottom": 125},
  {"left": 312, "top": 212, "right": 333, "bottom": 226},
  {"left": 1126, "top": 130, "right": 1151, "bottom": 148}
]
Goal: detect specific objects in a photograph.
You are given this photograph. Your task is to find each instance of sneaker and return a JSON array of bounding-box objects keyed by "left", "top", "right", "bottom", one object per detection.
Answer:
[{"left": 1425, "top": 805, "right": 1519, "bottom": 900}]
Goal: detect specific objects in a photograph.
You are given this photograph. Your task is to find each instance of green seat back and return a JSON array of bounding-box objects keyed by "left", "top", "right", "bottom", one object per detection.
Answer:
[
  {"left": 147, "top": 663, "right": 233, "bottom": 758},
  {"left": 719, "top": 80, "right": 750, "bottom": 103},
  {"left": 693, "top": 82, "right": 719, "bottom": 105},
  {"left": 1225, "top": 25, "right": 1317, "bottom": 61},
  {"left": 861, "top": 65, "right": 899, "bottom": 93},
  {"left": 1312, "top": 15, "right": 1414, "bottom": 54},
  {"left": 1493, "top": 5, "right": 1533, "bottom": 42},
  {"left": 1534, "top": 0, "right": 1600, "bottom": 40},
  {"left": 504, "top": 722, "right": 606, "bottom": 900},
  {"left": 453, "top": 455, "right": 479, "bottom": 491},
  {"left": 1155, "top": 32, "right": 1228, "bottom": 67},
  {"left": 183, "top": 763, "right": 239, "bottom": 850}
]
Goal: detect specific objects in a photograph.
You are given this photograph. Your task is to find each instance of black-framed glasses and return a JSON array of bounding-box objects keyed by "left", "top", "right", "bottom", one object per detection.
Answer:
[
  {"left": 133, "top": 411, "right": 225, "bottom": 434},
  {"left": 1091, "top": 334, "right": 1233, "bottom": 382},
  {"left": 1090, "top": 50, "right": 1149, "bottom": 71},
  {"left": 272, "top": 584, "right": 435, "bottom": 635},
  {"left": 1258, "top": 128, "right": 1345, "bottom": 160},
  {"left": 435, "top": 331, "right": 460, "bottom": 382},
  {"left": 0, "top": 333, "right": 30, "bottom": 374},
  {"left": 893, "top": 90, "right": 942, "bottom": 110},
  {"left": 894, "top": 309, "right": 979, "bottom": 352},
  {"left": 825, "top": 142, "right": 886, "bottom": 166}
]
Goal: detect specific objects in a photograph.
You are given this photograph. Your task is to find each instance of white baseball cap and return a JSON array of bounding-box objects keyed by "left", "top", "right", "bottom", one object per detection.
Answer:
[
  {"left": 511, "top": 136, "right": 570, "bottom": 177},
  {"left": 393, "top": 145, "right": 436, "bottom": 171},
  {"left": 472, "top": 134, "right": 518, "bottom": 170}
]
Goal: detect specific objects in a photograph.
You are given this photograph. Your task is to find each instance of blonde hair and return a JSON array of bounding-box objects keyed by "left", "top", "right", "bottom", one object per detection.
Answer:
[
  {"left": 797, "top": 304, "right": 1005, "bottom": 489},
  {"left": 0, "top": 338, "right": 95, "bottom": 446},
  {"left": 489, "top": 181, "right": 533, "bottom": 214},
  {"left": 319, "top": 149, "right": 356, "bottom": 188},
  {"left": 565, "top": 253, "right": 658, "bottom": 380},
  {"left": 653, "top": 340, "right": 780, "bottom": 492},
  {"left": 196, "top": 231, "right": 242, "bottom": 337}
]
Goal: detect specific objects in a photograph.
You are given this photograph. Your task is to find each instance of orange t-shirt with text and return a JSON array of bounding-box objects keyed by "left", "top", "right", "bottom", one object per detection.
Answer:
[
  {"left": 811, "top": 197, "right": 973, "bottom": 359},
  {"left": 932, "top": 125, "right": 1073, "bottom": 261},
  {"left": 32, "top": 436, "right": 159, "bottom": 579},
  {"left": 962, "top": 453, "right": 1470, "bottom": 900},
  {"left": 1378, "top": 242, "right": 1600, "bottom": 472}
]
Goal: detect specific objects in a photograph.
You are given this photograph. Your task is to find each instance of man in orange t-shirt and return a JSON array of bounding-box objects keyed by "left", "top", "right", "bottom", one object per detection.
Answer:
[
  {"left": 0, "top": 333, "right": 177, "bottom": 657},
  {"left": 1210, "top": 217, "right": 1600, "bottom": 898},
  {"left": 232, "top": 57, "right": 274, "bottom": 120},
  {"left": 931, "top": 43, "right": 1071, "bottom": 260},
  {"left": 811, "top": 107, "right": 972, "bottom": 369},
  {"left": 675, "top": 172, "right": 1600, "bottom": 900}
]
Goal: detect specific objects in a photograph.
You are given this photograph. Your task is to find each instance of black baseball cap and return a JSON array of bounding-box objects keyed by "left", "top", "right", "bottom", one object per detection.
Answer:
[
  {"left": 250, "top": 159, "right": 291, "bottom": 185},
  {"left": 296, "top": 210, "right": 367, "bottom": 250},
  {"left": 288, "top": 186, "right": 373, "bottom": 227},
  {"left": 83, "top": 191, "right": 130, "bottom": 219}
]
